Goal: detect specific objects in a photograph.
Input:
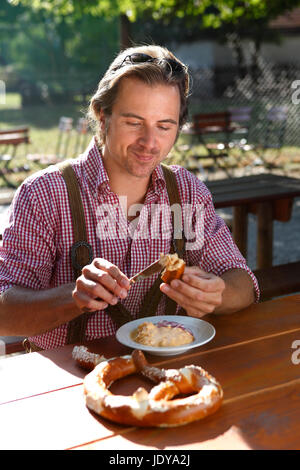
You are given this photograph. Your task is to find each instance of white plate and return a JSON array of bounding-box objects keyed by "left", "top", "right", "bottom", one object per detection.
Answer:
[{"left": 116, "top": 315, "right": 215, "bottom": 356}]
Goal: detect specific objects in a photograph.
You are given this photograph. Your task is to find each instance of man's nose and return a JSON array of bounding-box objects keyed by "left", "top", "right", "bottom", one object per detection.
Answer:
[{"left": 138, "top": 127, "right": 158, "bottom": 150}]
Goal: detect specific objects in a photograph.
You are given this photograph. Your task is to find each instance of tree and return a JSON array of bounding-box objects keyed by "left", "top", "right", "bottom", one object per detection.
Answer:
[
  {"left": 13, "top": 0, "right": 300, "bottom": 56},
  {"left": 2, "top": 0, "right": 119, "bottom": 104},
  {"left": 0, "top": 0, "right": 26, "bottom": 65},
  {"left": 11, "top": 0, "right": 136, "bottom": 49}
]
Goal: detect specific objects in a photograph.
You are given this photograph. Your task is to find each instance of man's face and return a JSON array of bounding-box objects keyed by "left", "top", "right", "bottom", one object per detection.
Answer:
[{"left": 101, "top": 76, "right": 181, "bottom": 181}]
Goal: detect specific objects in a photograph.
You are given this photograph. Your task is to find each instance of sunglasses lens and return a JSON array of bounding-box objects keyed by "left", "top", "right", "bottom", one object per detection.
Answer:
[
  {"left": 119, "top": 54, "right": 185, "bottom": 76},
  {"left": 129, "top": 53, "right": 154, "bottom": 63}
]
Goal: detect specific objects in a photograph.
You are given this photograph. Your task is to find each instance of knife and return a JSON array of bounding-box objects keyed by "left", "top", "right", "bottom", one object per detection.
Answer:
[{"left": 129, "top": 256, "right": 168, "bottom": 284}]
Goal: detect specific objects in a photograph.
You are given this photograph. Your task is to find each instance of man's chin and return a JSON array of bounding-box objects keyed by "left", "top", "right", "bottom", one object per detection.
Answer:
[{"left": 127, "top": 160, "right": 158, "bottom": 179}]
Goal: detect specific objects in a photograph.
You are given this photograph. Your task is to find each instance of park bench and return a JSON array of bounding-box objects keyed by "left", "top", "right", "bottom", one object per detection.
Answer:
[
  {"left": 180, "top": 111, "right": 251, "bottom": 177},
  {"left": 0, "top": 127, "right": 30, "bottom": 145},
  {"left": 0, "top": 336, "right": 25, "bottom": 355},
  {"left": 0, "top": 127, "right": 31, "bottom": 187}
]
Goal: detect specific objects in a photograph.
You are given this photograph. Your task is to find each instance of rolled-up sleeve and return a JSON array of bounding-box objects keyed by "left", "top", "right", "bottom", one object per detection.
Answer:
[
  {"left": 187, "top": 192, "right": 260, "bottom": 302},
  {"left": 0, "top": 181, "right": 56, "bottom": 294}
]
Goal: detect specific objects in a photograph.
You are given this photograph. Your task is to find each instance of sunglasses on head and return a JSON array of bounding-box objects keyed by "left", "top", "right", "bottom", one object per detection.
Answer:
[{"left": 117, "top": 53, "right": 187, "bottom": 75}]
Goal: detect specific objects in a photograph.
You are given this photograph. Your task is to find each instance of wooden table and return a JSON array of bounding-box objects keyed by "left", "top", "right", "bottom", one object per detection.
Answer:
[
  {"left": 1, "top": 294, "right": 300, "bottom": 451},
  {"left": 206, "top": 173, "right": 300, "bottom": 269}
]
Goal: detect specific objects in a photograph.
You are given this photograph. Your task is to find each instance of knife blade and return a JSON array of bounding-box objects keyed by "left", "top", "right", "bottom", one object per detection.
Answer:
[{"left": 129, "top": 257, "right": 167, "bottom": 284}]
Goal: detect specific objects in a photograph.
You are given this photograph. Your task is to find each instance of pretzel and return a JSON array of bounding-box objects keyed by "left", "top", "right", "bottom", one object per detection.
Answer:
[
  {"left": 83, "top": 349, "right": 223, "bottom": 427},
  {"left": 72, "top": 345, "right": 106, "bottom": 371},
  {"left": 160, "top": 253, "right": 185, "bottom": 283}
]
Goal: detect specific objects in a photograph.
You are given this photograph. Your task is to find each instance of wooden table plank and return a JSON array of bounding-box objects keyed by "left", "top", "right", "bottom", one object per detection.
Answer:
[
  {"left": 1, "top": 328, "right": 299, "bottom": 450},
  {"left": 0, "top": 345, "right": 84, "bottom": 405},
  {"left": 0, "top": 385, "right": 134, "bottom": 450},
  {"left": 206, "top": 174, "right": 300, "bottom": 208},
  {"left": 78, "top": 379, "right": 300, "bottom": 450},
  {"left": 1, "top": 295, "right": 299, "bottom": 405},
  {"left": 0, "top": 339, "right": 130, "bottom": 405},
  {"left": 204, "top": 294, "right": 300, "bottom": 347},
  {"left": 108, "top": 330, "right": 300, "bottom": 402}
]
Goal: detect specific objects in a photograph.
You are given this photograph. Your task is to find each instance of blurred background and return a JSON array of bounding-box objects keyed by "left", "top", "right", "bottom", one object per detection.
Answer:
[{"left": 1, "top": 0, "right": 300, "bottom": 181}]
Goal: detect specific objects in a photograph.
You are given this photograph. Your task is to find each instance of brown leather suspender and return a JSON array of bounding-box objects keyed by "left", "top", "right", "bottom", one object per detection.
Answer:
[
  {"left": 58, "top": 161, "right": 94, "bottom": 344},
  {"left": 58, "top": 161, "right": 185, "bottom": 343}
]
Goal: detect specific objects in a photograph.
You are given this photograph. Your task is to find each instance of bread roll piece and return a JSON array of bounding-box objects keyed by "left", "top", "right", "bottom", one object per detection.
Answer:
[{"left": 160, "top": 253, "right": 185, "bottom": 283}]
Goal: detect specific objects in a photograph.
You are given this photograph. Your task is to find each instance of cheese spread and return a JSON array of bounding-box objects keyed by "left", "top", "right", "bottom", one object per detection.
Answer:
[{"left": 131, "top": 321, "right": 194, "bottom": 347}]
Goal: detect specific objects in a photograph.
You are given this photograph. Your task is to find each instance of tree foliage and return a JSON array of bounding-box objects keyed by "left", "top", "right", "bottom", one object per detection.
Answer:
[
  {"left": 12, "top": 0, "right": 300, "bottom": 25},
  {"left": 1, "top": 0, "right": 119, "bottom": 103},
  {"left": 12, "top": 0, "right": 300, "bottom": 52},
  {"left": 5, "top": 0, "right": 300, "bottom": 103}
]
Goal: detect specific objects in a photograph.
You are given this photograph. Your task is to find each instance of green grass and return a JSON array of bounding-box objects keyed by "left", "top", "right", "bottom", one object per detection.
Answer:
[
  {"left": 0, "top": 93, "right": 299, "bottom": 188},
  {"left": 0, "top": 96, "right": 85, "bottom": 131},
  {"left": 2, "top": 93, "right": 22, "bottom": 109}
]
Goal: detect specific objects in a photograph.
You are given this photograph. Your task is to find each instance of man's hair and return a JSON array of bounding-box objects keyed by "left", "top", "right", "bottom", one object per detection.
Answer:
[{"left": 87, "top": 45, "right": 190, "bottom": 144}]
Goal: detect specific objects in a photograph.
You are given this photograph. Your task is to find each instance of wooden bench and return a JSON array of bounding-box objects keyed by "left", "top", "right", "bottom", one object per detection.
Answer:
[
  {"left": 0, "top": 127, "right": 31, "bottom": 187},
  {"left": 254, "top": 261, "right": 300, "bottom": 301},
  {"left": 182, "top": 112, "right": 231, "bottom": 150},
  {"left": 180, "top": 111, "right": 250, "bottom": 177},
  {"left": 0, "top": 336, "right": 25, "bottom": 355},
  {"left": 0, "top": 127, "right": 30, "bottom": 149}
]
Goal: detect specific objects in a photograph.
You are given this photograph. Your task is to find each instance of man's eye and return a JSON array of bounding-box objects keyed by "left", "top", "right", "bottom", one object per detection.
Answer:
[
  {"left": 159, "top": 126, "right": 170, "bottom": 131},
  {"left": 126, "top": 121, "right": 140, "bottom": 126}
]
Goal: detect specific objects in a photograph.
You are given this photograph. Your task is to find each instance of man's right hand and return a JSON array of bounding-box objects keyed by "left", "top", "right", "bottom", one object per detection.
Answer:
[{"left": 72, "top": 258, "right": 131, "bottom": 313}]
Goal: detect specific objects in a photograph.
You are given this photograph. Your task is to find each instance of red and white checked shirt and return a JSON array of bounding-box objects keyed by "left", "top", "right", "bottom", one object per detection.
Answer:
[{"left": 0, "top": 138, "right": 259, "bottom": 349}]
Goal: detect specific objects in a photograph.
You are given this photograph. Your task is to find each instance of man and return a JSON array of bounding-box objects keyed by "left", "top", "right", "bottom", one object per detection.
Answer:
[{"left": 0, "top": 45, "right": 259, "bottom": 350}]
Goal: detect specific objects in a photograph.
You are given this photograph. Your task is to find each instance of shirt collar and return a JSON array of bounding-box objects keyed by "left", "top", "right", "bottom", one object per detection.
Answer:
[
  {"left": 82, "top": 137, "right": 110, "bottom": 196},
  {"left": 150, "top": 163, "right": 167, "bottom": 195}
]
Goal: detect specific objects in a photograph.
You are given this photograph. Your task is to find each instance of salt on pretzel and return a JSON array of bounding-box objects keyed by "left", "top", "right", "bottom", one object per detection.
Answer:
[
  {"left": 83, "top": 349, "right": 223, "bottom": 427},
  {"left": 72, "top": 345, "right": 106, "bottom": 371}
]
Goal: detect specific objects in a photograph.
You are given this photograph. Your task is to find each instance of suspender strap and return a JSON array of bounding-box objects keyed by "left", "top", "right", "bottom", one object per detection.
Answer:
[
  {"left": 161, "top": 164, "right": 185, "bottom": 258},
  {"left": 161, "top": 163, "right": 184, "bottom": 316},
  {"left": 106, "top": 274, "right": 164, "bottom": 325},
  {"left": 58, "top": 160, "right": 94, "bottom": 344}
]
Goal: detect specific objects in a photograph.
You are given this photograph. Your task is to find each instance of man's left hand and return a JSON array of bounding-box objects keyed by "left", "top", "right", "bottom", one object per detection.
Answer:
[{"left": 160, "top": 266, "right": 225, "bottom": 318}]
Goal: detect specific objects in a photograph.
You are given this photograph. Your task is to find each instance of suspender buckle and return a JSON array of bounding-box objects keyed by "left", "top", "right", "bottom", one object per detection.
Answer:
[{"left": 71, "top": 240, "right": 94, "bottom": 271}]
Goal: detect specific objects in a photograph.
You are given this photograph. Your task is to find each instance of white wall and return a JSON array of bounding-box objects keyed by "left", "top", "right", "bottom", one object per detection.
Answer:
[{"left": 173, "top": 36, "right": 300, "bottom": 68}]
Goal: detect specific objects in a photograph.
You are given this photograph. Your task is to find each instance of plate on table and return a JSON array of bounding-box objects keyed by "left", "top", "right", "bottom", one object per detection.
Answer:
[{"left": 116, "top": 315, "right": 215, "bottom": 356}]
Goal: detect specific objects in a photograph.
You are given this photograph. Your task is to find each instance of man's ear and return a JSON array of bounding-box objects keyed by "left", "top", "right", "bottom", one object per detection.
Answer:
[{"left": 99, "top": 109, "right": 106, "bottom": 132}]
